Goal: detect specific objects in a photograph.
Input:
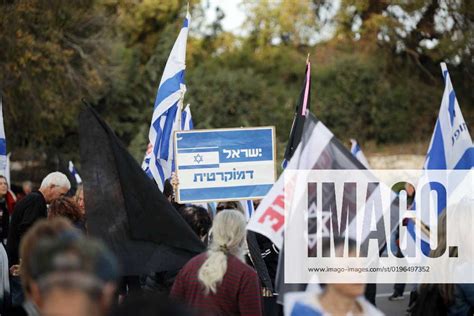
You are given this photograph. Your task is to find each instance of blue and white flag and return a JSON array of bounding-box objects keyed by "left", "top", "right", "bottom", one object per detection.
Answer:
[
  {"left": 406, "top": 62, "right": 473, "bottom": 255},
  {"left": 350, "top": 139, "right": 370, "bottom": 168},
  {"left": 0, "top": 97, "right": 7, "bottom": 177},
  {"left": 422, "top": 63, "right": 473, "bottom": 171},
  {"left": 181, "top": 104, "right": 193, "bottom": 131},
  {"left": 68, "top": 161, "right": 83, "bottom": 185},
  {"left": 240, "top": 200, "right": 255, "bottom": 221},
  {"left": 142, "top": 10, "right": 191, "bottom": 191},
  {"left": 5, "top": 153, "right": 10, "bottom": 187}
]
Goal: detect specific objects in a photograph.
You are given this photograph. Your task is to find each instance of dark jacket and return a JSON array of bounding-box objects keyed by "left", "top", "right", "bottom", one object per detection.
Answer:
[
  {"left": 6, "top": 191, "right": 47, "bottom": 266},
  {"left": 449, "top": 284, "right": 474, "bottom": 316},
  {"left": 0, "top": 200, "right": 9, "bottom": 242}
]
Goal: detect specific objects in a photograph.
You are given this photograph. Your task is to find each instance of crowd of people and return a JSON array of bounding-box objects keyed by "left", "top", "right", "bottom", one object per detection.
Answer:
[{"left": 0, "top": 171, "right": 471, "bottom": 316}]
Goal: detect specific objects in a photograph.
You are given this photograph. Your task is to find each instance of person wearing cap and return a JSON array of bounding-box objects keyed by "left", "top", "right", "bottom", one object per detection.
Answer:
[
  {"left": 7, "top": 218, "right": 74, "bottom": 315},
  {"left": 26, "top": 232, "right": 119, "bottom": 316}
]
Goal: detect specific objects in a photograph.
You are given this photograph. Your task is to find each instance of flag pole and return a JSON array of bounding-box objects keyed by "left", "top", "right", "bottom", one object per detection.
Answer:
[
  {"left": 176, "top": 90, "right": 185, "bottom": 133},
  {"left": 172, "top": 90, "right": 185, "bottom": 201},
  {"left": 176, "top": 4, "right": 189, "bottom": 134}
]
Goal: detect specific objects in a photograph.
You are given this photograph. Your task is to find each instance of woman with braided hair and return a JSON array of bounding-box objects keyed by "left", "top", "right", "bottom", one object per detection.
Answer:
[{"left": 170, "top": 210, "right": 262, "bottom": 315}]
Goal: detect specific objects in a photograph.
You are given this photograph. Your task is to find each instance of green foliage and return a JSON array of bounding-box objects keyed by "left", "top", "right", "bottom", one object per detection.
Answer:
[
  {"left": 0, "top": 0, "right": 111, "bottom": 153},
  {"left": 315, "top": 52, "right": 440, "bottom": 144},
  {"left": 243, "top": 0, "right": 318, "bottom": 47}
]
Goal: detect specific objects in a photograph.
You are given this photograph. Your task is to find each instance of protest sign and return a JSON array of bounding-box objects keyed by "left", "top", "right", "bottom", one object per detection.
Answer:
[{"left": 174, "top": 127, "right": 276, "bottom": 203}]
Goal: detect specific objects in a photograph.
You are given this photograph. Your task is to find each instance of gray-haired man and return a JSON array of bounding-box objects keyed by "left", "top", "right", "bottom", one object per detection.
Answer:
[{"left": 7, "top": 172, "right": 70, "bottom": 306}]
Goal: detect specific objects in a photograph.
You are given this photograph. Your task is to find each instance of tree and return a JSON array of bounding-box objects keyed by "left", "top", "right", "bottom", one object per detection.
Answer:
[
  {"left": 0, "top": 0, "right": 112, "bottom": 153},
  {"left": 243, "top": 0, "right": 318, "bottom": 48}
]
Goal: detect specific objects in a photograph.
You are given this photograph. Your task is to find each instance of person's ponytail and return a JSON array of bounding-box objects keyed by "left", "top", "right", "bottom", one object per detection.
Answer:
[{"left": 198, "top": 210, "right": 246, "bottom": 294}]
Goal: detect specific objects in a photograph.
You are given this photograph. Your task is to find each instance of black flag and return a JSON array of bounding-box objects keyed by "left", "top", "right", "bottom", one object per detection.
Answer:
[
  {"left": 78, "top": 106, "right": 204, "bottom": 275},
  {"left": 283, "top": 58, "right": 311, "bottom": 167},
  {"left": 275, "top": 112, "right": 394, "bottom": 304}
]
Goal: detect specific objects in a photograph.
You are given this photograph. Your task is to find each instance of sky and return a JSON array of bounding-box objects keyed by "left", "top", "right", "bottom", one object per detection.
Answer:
[
  {"left": 204, "top": 0, "right": 247, "bottom": 35},
  {"left": 202, "top": 0, "right": 340, "bottom": 43}
]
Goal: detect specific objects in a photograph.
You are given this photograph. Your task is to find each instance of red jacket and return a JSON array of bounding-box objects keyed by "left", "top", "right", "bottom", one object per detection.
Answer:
[{"left": 6, "top": 190, "right": 16, "bottom": 215}]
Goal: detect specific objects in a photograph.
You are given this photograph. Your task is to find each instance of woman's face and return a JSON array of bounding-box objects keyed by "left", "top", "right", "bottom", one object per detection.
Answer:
[
  {"left": 330, "top": 283, "right": 366, "bottom": 299},
  {"left": 0, "top": 178, "right": 8, "bottom": 196},
  {"left": 324, "top": 247, "right": 366, "bottom": 298},
  {"left": 77, "top": 190, "right": 85, "bottom": 214}
]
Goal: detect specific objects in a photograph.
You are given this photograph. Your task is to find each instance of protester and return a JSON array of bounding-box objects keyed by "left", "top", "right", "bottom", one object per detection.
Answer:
[
  {"left": 0, "top": 235, "right": 9, "bottom": 314},
  {"left": 216, "top": 201, "right": 244, "bottom": 215},
  {"left": 178, "top": 205, "right": 212, "bottom": 242},
  {"left": 247, "top": 231, "right": 279, "bottom": 315},
  {"left": 7, "top": 172, "right": 71, "bottom": 265},
  {"left": 447, "top": 198, "right": 474, "bottom": 316},
  {"left": 290, "top": 283, "right": 383, "bottom": 316},
  {"left": 15, "top": 181, "right": 33, "bottom": 202},
  {"left": 290, "top": 238, "right": 384, "bottom": 316},
  {"left": 164, "top": 179, "right": 174, "bottom": 203},
  {"left": 8, "top": 218, "right": 75, "bottom": 315},
  {"left": 48, "top": 196, "right": 86, "bottom": 232},
  {"left": 411, "top": 199, "right": 474, "bottom": 316},
  {"left": 170, "top": 210, "right": 262, "bottom": 315},
  {"left": 74, "top": 185, "right": 85, "bottom": 216},
  {"left": 166, "top": 177, "right": 184, "bottom": 210},
  {"left": 409, "top": 208, "right": 450, "bottom": 316},
  {"left": 0, "top": 175, "right": 15, "bottom": 312},
  {"left": 6, "top": 171, "right": 70, "bottom": 306},
  {"left": 0, "top": 175, "right": 14, "bottom": 243},
  {"left": 113, "top": 292, "right": 193, "bottom": 316},
  {"left": 1, "top": 176, "right": 16, "bottom": 217},
  {"left": 26, "top": 233, "right": 119, "bottom": 316},
  {"left": 388, "top": 182, "right": 416, "bottom": 302}
]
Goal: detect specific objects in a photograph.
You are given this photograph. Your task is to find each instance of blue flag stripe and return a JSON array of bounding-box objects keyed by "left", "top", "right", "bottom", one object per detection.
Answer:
[
  {"left": 178, "top": 164, "right": 220, "bottom": 170},
  {"left": 426, "top": 121, "right": 447, "bottom": 169},
  {"left": 159, "top": 104, "right": 179, "bottom": 160},
  {"left": 154, "top": 70, "right": 185, "bottom": 109},
  {"left": 0, "top": 139, "right": 6, "bottom": 156},
  {"left": 180, "top": 185, "right": 273, "bottom": 201},
  {"left": 454, "top": 147, "right": 474, "bottom": 170}
]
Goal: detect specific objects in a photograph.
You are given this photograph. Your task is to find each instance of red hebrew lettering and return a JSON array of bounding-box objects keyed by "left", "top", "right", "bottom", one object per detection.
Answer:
[
  {"left": 258, "top": 205, "right": 284, "bottom": 232},
  {"left": 274, "top": 194, "right": 285, "bottom": 209}
]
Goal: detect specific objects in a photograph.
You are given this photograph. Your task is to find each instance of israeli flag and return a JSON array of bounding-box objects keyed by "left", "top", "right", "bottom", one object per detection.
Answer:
[
  {"left": 350, "top": 139, "right": 370, "bottom": 168},
  {"left": 142, "top": 9, "right": 191, "bottom": 191},
  {"left": 240, "top": 200, "right": 255, "bottom": 221},
  {"left": 181, "top": 104, "right": 193, "bottom": 131},
  {"left": 406, "top": 63, "right": 473, "bottom": 256},
  {"left": 5, "top": 153, "right": 10, "bottom": 186},
  {"left": 423, "top": 63, "right": 473, "bottom": 171},
  {"left": 0, "top": 97, "right": 7, "bottom": 176},
  {"left": 68, "top": 161, "right": 83, "bottom": 185}
]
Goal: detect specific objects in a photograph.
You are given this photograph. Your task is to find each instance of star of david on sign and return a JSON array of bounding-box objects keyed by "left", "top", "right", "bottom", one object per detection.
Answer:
[{"left": 193, "top": 154, "right": 204, "bottom": 164}]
